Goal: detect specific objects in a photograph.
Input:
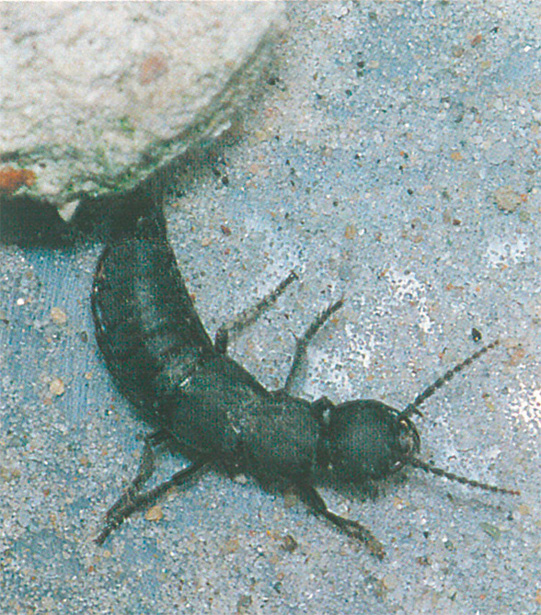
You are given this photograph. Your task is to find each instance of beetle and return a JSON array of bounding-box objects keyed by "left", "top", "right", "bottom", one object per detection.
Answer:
[{"left": 91, "top": 202, "right": 519, "bottom": 557}]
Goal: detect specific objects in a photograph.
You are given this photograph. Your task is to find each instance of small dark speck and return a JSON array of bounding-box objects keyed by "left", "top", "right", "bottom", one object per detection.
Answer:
[
  {"left": 80, "top": 331, "right": 88, "bottom": 343},
  {"left": 220, "top": 224, "right": 232, "bottom": 236},
  {"left": 443, "top": 539, "right": 455, "bottom": 551},
  {"left": 471, "top": 327, "right": 482, "bottom": 342},
  {"left": 407, "top": 188, "right": 414, "bottom": 195},
  {"left": 236, "top": 594, "right": 252, "bottom": 613},
  {"left": 345, "top": 89, "right": 353, "bottom": 97},
  {"left": 221, "top": 175, "right": 230, "bottom": 187},
  {"left": 281, "top": 534, "right": 298, "bottom": 553},
  {"left": 416, "top": 555, "right": 431, "bottom": 566},
  {"left": 452, "top": 218, "right": 462, "bottom": 226}
]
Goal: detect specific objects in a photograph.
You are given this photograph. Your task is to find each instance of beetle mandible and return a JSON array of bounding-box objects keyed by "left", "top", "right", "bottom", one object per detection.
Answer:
[{"left": 91, "top": 200, "right": 519, "bottom": 558}]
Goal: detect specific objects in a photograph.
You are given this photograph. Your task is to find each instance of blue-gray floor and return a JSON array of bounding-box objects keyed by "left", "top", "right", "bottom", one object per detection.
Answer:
[{"left": 1, "top": 3, "right": 539, "bottom": 614}]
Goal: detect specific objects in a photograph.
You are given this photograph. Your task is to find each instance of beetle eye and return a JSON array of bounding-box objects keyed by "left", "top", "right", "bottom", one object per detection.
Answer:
[{"left": 398, "top": 418, "right": 420, "bottom": 457}]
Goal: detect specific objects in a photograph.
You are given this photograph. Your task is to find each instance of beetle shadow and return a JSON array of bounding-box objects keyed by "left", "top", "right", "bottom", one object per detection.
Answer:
[{"left": 0, "top": 123, "right": 248, "bottom": 250}]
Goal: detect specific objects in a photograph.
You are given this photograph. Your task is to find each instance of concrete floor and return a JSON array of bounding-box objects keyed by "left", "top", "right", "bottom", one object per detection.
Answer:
[{"left": 1, "top": 2, "right": 539, "bottom": 614}]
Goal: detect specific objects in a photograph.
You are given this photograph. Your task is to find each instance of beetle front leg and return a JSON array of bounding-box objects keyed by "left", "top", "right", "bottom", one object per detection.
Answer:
[{"left": 297, "top": 483, "right": 385, "bottom": 559}]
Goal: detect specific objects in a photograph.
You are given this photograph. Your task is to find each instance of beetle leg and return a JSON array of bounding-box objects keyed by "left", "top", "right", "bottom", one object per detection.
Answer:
[
  {"left": 100, "top": 433, "right": 157, "bottom": 525},
  {"left": 297, "top": 483, "right": 385, "bottom": 559},
  {"left": 283, "top": 298, "right": 344, "bottom": 393},
  {"left": 95, "top": 458, "right": 209, "bottom": 545},
  {"left": 214, "top": 271, "right": 299, "bottom": 353}
]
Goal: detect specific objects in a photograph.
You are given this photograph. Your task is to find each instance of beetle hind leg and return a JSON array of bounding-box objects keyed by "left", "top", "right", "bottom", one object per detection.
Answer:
[
  {"left": 95, "top": 431, "right": 209, "bottom": 545},
  {"left": 215, "top": 271, "right": 299, "bottom": 354},
  {"left": 100, "top": 432, "right": 157, "bottom": 525}
]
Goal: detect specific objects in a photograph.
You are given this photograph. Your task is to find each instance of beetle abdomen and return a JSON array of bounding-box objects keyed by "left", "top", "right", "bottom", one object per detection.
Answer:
[{"left": 91, "top": 237, "right": 214, "bottom": 418}]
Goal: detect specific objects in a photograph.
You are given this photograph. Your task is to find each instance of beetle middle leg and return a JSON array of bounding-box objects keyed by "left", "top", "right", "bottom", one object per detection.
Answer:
[
  {"left": 283, "top": 297, "right": 344, "bottom": 393},
  {"left": 297, "top": 482, "right": 385, "bottom": 559},
  {"left": 215, "top": 271, "right": 299, "bottom": 353}
]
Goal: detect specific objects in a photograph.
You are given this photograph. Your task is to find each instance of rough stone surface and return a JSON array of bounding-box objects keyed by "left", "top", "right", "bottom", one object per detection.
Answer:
[
  {"left": 1, "top": 2, "right": 540, "bottom": 614},
  {"left": 0, "top": 2, "right": 285, "bottom": 218}
]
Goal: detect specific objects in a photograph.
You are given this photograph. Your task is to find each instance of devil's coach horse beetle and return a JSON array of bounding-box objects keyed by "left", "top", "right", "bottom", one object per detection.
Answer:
[{"left": 91, "top": 196, "right": 519, "bottom": 558}]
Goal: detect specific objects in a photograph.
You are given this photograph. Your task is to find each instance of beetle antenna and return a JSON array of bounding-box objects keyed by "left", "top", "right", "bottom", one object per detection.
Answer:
[
  {"left": 400, "top": 340, "right": 500, "bottom": 419},
  {"left": 409, "top": 457, "right": 520, "bottom": 495}
]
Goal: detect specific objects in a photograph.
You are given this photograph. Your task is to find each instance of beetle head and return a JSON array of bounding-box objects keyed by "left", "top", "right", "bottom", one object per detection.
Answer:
[
  {"left": 313, "top": 399, "right": 420, "bottom": 483},
  {"left": 310, "top": 339, "right": 519, "bottom": 495}
]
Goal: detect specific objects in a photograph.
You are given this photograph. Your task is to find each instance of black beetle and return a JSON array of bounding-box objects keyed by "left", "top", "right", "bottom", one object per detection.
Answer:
[{"left": 91, "top": 204, "right": 518, "bottom": 557}]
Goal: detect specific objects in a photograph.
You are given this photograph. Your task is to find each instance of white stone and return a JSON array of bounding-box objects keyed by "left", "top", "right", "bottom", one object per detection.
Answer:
[{"left": 0, "top": 3, "right": 285, "bottom": 217}]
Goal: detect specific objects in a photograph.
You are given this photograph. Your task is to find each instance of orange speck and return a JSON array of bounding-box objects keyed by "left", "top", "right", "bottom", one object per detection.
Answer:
[
  {"left": 139, "top": 53, "right": 168, "bottom": 85},
  {"left": 508, "top": 346, "right": 526, "bottom": 367},
  {"left": 450, "top": 151, "right": 464, "bottom": 161},
  {"left": 0, "top": 166, "right": 36, "bottom": 194},
  {"left": 344, "top": 224, "right": 357, "bottom": 239}
]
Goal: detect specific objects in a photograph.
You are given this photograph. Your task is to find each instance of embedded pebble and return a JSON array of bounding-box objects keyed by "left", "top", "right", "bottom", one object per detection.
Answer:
[
  {"left": 50, "top": 307, "right": 68, "bottom": 325},
  {"left": 493, "top": 186, "right": 522, "bottom": 213},
  {"left": 485, "top": 141, "right": 512, "bottom": 165},
  {"left": 49, "top": 378, "right": 65, "bottom": 397}
]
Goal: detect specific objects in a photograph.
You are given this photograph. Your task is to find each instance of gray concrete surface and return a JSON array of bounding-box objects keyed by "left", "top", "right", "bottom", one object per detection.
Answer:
[{"left": 1, "top": 2, "right": 539, "bottom": 614}]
